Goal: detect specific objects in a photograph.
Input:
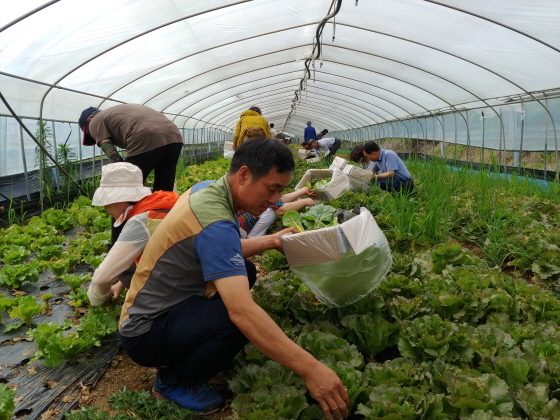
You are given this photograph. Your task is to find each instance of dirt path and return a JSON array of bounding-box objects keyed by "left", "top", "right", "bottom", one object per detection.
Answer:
[{"left": 81, "top": 348, "right": 234, "bottom": 419}]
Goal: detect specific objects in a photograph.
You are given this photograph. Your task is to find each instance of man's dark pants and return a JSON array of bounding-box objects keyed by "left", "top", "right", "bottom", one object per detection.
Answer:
[
  {"left": 328, "top": 138, "right": 342, "bottom": 157},
  {"left": 125, "top": 142, "right": 183, "bottom": 192},
  {"left": 119, "top": 259, "right": 257, "bottom": 387},
  {"left": 376, "top": 177, "right": 415, "bottom": 193},
  {"left": 111, "top": 142, "right": 183, "bottom": 244}
]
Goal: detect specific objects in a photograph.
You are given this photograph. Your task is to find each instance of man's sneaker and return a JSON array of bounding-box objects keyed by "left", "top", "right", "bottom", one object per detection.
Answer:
[{"left": 151, "top": 375, "right": 222, "bottom": 413}]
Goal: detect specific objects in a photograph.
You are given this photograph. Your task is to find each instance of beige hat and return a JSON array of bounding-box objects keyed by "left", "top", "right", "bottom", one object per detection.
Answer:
[{"left": 92, "top": 162, "right": 152, "bottom": 206}]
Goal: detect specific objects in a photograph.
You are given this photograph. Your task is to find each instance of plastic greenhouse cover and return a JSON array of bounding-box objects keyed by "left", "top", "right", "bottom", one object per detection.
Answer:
[{"left": 0, "top": 0, "right": 559, "bottom": 136}]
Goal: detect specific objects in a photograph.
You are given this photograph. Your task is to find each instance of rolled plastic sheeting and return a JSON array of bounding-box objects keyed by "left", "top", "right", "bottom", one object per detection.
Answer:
[
  {"left": 281, "top": 208, "right": 392, "bottom": 307},
  {"left": 223, "top": 141, "right": 235, "bottom": 158}
]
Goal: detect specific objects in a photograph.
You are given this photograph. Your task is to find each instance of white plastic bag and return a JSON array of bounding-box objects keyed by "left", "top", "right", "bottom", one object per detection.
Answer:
[
  {"left": 281, "top": 208, "right": 392, "bottom": 307},
  {"left": 329, "top": 156, "right": 347, "bottom": 171},
  {"left": 343, "top": 164, "right": 373, "bottom": 191},
  {"left": 294, "top": 168, "right": 351, "bottom": 202}
]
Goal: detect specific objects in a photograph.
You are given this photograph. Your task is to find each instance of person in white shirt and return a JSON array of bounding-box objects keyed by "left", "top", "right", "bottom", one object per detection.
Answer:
[
  {"left": 87, "top": 163, "right": 179, "bottom": 306},
  {"left": 310, "top": 137, "right": 342, "bottom": 160},
  {"left": 269, "top": 123, "right": 277, "bottom": 139}
]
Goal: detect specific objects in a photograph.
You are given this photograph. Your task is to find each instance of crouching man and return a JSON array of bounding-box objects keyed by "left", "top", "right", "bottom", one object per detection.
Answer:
[{"left": 118, "top": 138, "right": 349, "bottom": 420}]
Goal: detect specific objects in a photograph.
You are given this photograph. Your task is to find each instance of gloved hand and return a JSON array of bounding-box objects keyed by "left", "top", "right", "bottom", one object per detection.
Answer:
[{"left": 333, "top": 205, "right": 361, "bottom": 224}]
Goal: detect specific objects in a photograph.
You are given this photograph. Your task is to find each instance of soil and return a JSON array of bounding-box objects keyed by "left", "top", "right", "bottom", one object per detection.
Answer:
[
  {"left": 80, "top": 348, "right": 234, "bottom": 419},
  {"left": 77, "top": 258, "right": 268, "bottom": 419}
]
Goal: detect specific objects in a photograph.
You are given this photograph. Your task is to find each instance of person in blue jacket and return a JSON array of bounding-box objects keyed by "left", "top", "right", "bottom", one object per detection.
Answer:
[{"left": 303, "top": 121, "right": 317, "bottom": 143}]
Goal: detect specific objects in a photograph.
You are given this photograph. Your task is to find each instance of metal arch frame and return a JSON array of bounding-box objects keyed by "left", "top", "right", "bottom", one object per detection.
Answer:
[
  {"left": 210, "top": 91, "right": 375, "bottom": 129},
  {"left": 82, "top": 20, "right": 500, "bottom": 131},
  {"left": 211, "top": 81, "right": 400, "bottom": 132},
  {"left": 305, "top": 65, "right": 448, "bottom": 138},
  {"left": 17, "top": 1, "right": 555, "bottom": 168},
  {"left": 176, "top": 65, "right": 431, "bottom": 131},
  {"left": 219, "top": 99, "right": 365, "bottom": 132},
  {"left": 336, "top": 21, "right": 557, "bottom": 163},
  {"left": 425, "top": 0, "right": 560, "bottom": 54},
  {"left": 36, "top": 1, "right": 256, "bottom": 134},
  {"left": 31, "top": 22, "right": 479, "bottom": 137},
  {"left": 195, "top": 86, "right": 381, "bottom": 128},
  {"left": 137, "top": 45, "right": 318, "bottom": 107},
  {"left": 165, "top": 69, "right": 302, "bottom": 121},
  {"left": 283, "top": 85, "right": 417, "bottom": 141},
  {"left": 179, "top": 80, "right": 304, "bottom": 129},
  {"left": 291, "top": 81, "right": 430, "bottom": 146},
  {"left": 203, "top": 90, "right": 382, "bottom": 130},
  {"left": 191, "top": 85, "right": 307, "bottom": 125},
  {"left": 0, "top": 0, "right": 59, "bottom": 32}
]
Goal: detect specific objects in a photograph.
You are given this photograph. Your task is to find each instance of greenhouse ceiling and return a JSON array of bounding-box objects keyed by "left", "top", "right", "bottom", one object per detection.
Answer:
[{"left": 1, "top": 0, "right": 559, "bottom": 136}]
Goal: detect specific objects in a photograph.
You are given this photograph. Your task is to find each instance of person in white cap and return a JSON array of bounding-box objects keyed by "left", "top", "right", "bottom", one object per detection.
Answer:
[{"left": 87, "top": 162, "right": 179, "bottom": 306}]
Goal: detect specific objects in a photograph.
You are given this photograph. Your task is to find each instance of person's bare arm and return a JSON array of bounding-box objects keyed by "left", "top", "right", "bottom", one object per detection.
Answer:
[
  {"left": 374, "top": 170, "right": 395, "bottom": 179},
  {"left": 240, "top": 227, "right": 297, "bottom": 257},
  {"left": 98, "top": 138, "right": 124, "bottom": 163},
  {"left": 281, "top": 187, "right": 317, "bottom": 203},
  {"left": 213, "top": 276, "right": 349, "bottom": 420},
  {"left": 275, "top": 198, "right": 315, "bottom": 216}
]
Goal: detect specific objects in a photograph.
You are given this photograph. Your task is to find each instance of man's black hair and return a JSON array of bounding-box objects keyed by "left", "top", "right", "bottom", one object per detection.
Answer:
[
  {"left": 229, "top": 137, "right": 295, "bottom": 181},
  {"left": 363, "top": 141, "right": 380, "bottom": 154},
  {"left": 270, "top": 123, "right": 274, "bottom": 128}
]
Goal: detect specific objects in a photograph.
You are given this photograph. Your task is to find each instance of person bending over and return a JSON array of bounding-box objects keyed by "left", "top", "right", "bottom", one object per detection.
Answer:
[
  {"left": 87, "top": 162, "right": 179, "bottom": 307},
  {"left": 310, "top": 137, "right": 342, "bottom": 160},
  {"left": 362, "top": 141, "right": 414, "bottom": 192}
]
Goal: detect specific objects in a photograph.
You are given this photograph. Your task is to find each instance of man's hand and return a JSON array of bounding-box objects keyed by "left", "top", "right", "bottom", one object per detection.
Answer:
[
  {"left": 271, "top": 227, "right": 298, "bottom": 252},
  {"left": 303, "top": 363, "right": 349, "bottom": 420}
]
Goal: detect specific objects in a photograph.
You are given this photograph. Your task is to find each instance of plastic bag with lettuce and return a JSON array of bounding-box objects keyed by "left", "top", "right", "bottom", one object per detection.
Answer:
[{"left": 281, "top": 207, "right": 392, "bottom": 307}]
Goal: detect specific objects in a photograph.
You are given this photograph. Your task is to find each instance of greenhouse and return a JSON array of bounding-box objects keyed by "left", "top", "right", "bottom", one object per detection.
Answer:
[{"left": 1, "top": 1, "right": 560, "bottom": 420}]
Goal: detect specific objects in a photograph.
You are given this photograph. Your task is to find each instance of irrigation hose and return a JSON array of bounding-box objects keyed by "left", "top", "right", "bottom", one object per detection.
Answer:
[{"left": 0, "top": 90, "right": 90, "bottom": 197}]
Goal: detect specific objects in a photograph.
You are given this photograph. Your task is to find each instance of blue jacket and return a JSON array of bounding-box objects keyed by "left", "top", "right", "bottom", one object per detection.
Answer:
[{"left": 304, "top": 125, "right": 317, "bottom": 142}]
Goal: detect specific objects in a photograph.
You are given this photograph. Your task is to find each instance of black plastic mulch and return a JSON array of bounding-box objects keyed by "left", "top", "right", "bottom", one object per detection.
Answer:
[{"left": 1, "top": 236, "right": 122, "bottom": 419}]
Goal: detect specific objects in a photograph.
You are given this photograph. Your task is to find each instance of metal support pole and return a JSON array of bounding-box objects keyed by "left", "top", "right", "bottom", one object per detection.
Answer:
[
  {"left": 481, "top": 111, "right": 485, "bottom": 166},
  {"left": 517, "top": 100, "right": 525, "bottom": 171},
  {"left": 19, "top": 124, "right": 31, "bottom": 200},
  {"left": 544, "top": 93, "right": 549, "bottom": 174}
]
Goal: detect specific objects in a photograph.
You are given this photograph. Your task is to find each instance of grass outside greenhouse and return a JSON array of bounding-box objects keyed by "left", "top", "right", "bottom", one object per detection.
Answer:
[{"left": 1, "top": 144, "right": 560, "bottom": 420}]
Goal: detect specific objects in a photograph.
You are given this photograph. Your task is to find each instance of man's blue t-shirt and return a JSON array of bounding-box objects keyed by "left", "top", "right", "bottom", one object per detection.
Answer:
[{"left": 373, "top": 149, "right": 412, "bottom": 181}]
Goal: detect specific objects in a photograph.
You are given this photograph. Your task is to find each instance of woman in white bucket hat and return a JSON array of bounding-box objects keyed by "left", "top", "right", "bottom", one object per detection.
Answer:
[{"left": 88, "top": 162, "right": 179, "bottom": 306}]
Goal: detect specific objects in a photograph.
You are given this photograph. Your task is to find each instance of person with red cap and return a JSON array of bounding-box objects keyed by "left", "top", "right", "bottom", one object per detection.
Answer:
[{"left": 79, "top": 104, "right": 183, "bottom": 192}]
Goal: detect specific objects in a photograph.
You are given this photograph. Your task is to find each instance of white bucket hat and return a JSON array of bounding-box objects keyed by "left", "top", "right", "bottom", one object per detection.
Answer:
[{"left": 92, "top": 162, "right": 152, "bottom": 206}]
